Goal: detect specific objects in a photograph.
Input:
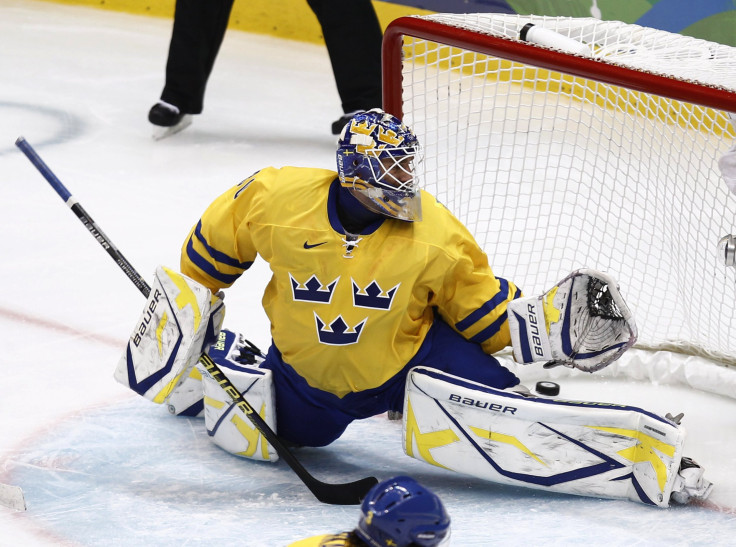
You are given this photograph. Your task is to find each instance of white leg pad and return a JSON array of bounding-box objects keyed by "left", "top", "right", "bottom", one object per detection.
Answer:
[
  {"left": 201, "top": 361, "right": 278, "bottom": 462},
  {"left": 403, "top": 367, "right": 685, "bottom": 507},
  {"left": 163, "top": 363, "right": 206, "bottom": 417},
  {"left": 163, "top": 329, "right": 263, "bottom": 417}
]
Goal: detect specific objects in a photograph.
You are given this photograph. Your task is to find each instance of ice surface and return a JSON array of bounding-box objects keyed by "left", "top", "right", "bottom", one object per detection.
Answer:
[{"left": 1, "top": 1, "right": 736, "bottom": 545}]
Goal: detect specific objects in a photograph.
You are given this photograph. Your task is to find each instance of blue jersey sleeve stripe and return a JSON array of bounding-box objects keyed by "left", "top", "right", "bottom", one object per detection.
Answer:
[
  {"left": 468, "top": 312, "right": 508, "bottom": 344},
  {"left": 455, "top": 278, "right": 510, "bottom": 332},
  {"left": 193, "top": 221, "right": 253, "bottom": 269},
  {"left": 185, "top": 237, "right": 244, "bottom": 285},
  {"left": 467, "top": 289, "right": 521, "bottom": 344}
]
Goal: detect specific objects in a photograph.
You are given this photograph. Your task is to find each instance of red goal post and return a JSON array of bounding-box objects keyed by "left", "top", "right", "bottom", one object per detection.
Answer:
[
  {"left": 383, "top": 16, "right": 736, "bottom": 118},
  {"left": 381, "top": 14, "right": 736, "bottom": 370}
]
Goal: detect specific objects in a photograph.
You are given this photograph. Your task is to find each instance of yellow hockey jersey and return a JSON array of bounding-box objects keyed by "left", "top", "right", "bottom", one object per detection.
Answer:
[
  {"left": 287, "top": 532, "right": 358, "bottom": 546},
  {"left": 181, "top": 167, "right": 520, "bottom": 398}
]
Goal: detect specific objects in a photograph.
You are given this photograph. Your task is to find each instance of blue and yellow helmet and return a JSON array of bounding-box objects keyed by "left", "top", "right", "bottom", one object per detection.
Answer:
[
  {"left": 355, "top": 476, "right": 450, "bottom": 547},
  {"left": 336, "top": 109, "right": 423, "bottom": 222}
]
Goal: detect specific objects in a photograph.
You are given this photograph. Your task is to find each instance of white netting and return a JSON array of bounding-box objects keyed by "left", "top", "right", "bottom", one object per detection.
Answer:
[
  {"left": 392, "top": 14, "right": 736, "bottom": 365},
  {"left": 424, "top": 14, "right": 736, "bottom": 90}
]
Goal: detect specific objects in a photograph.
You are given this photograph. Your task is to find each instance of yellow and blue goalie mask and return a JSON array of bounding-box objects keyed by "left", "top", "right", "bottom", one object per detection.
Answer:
[{"left": 336, "top": 109, "right": 423, "bottom": 222}]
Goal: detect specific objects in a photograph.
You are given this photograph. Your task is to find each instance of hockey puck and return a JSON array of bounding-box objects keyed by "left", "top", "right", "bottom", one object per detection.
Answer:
[{"left": 535, "top": 381, "right": 560, "bottom": 396}]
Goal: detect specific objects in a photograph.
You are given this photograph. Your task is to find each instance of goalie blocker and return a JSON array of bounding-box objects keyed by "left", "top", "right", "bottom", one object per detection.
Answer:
[
  {"left": 114, "top": 266, "right": 224, "bottom": 407},
  {"left": 508, "top": 269, "right": 637, "bottom": 372},
  {"left": 403, "top": 367, "right": 712, "bottom": 507}
]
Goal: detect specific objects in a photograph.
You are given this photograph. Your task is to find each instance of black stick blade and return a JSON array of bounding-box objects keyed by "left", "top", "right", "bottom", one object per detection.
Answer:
[{"left": 309, "top": 476, "right": 379, "bottom": 505}]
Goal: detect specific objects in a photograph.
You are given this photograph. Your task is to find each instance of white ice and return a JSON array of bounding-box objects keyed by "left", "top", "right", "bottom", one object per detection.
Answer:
[{"left": 1, "top": 1, "right": 736, "bottom": 545}]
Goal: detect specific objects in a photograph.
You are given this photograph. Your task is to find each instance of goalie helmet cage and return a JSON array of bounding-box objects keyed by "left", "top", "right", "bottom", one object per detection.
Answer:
[{"left": 382, "top": 14, "right": 736, "bottom": 367}]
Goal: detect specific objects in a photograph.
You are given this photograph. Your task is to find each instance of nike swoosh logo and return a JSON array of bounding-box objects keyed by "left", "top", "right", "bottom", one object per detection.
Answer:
[{"left": 303, "top": 241, "right": 327, "bottom": 249}]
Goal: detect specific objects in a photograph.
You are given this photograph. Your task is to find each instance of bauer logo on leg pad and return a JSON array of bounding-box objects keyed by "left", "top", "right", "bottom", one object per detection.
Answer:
[
  {"left": 403, "top": 367, "right": 684, "bottom": 507},
  {"left": 114, "top": 266, "right": 225, "bottom": 404}
]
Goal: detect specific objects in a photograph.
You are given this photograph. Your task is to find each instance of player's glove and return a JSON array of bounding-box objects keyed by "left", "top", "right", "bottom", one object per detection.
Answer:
[
  {"left": 508, "top": 269, "right": 637, "bottom": 372},
  {"left": 114, "top": 266, "right": 226, "bottom": 403}
]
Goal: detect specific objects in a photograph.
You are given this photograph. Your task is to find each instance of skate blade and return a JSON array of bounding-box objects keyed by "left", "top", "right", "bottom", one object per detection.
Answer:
[{"left": 151, "top": 115, "right": 193, "bottom": 141}]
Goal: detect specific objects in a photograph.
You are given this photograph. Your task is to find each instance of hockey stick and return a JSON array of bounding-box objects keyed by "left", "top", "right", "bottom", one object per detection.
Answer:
[
  {"left": 15, "top": 136, "right": 378, "bottom": 505},
  {"left": 14, "top": 138, "right": 150, "bottom": 296}
]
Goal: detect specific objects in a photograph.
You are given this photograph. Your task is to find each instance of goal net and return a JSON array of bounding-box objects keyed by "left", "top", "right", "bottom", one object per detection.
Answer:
[{"left": 382, "top": 14, "right": 736, "bottom": 367}]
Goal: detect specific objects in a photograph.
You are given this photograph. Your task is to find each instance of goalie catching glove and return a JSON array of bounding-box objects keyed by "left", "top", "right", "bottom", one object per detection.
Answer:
[{"left": 508, "top": 269, "right": 637, "bottom": 372}]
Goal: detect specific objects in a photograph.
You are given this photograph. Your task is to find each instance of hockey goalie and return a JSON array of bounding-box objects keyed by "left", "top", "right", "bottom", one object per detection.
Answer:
[{"left": 115, "top": 109, "right": 712, "bottom": 508}]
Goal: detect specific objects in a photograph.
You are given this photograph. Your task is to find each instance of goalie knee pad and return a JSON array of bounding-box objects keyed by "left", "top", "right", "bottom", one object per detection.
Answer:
[
  {"left": 115, "top": 266, "right": 225, "bottom": 404},
  {"left": 201, "top": 345, "right": 277, "bottom": 462},
  {"left": 403, "top": 366, "right": 693, "bottom": 507}
]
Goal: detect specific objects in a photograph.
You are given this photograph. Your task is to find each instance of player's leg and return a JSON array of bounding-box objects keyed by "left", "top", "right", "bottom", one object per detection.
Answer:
[
  {"left": 255, "top": 345, "right": 358, "bottom": 448},
  {"left": 350, "top": 317, "right": 520, "bottom": 420},
  {"left": 201, "top": 346, "right": 279, "bottom": 461},
  {"left": 416, "top": 317, "right": 520, "bottom": 389},
  {"left": 151, "top": 0, "right": 234, "bottom": 130},
  {"left": 161, "top": 328, "right": 264, "bottom": 417},
  {"left": 402, "top": 366, "right": 713, "bottom": 507},
  {"left": 306, "top": 0, "right": 383, "bottom": 133}
]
